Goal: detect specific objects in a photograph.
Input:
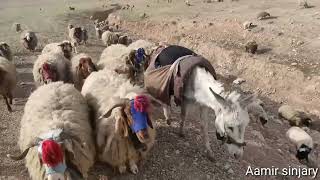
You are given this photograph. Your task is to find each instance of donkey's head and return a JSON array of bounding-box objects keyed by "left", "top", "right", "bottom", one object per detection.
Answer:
[{"left": 209, "top": 88, "right": 255, "bottom": 159}]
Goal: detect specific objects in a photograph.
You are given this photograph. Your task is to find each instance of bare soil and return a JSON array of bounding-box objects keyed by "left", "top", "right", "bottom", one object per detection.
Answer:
[{"left": 1, "top": 0, "right": 320, "bottom": 180}]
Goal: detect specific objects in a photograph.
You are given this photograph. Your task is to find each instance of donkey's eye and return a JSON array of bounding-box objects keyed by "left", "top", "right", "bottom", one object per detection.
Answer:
[{"left": 228, "top": 127, "right": 234, "bottom": 132}]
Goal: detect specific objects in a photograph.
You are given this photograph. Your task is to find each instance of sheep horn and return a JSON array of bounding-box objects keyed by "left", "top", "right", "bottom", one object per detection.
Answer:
[
  {"left": 7, "top": 137, "right": 42, "bottom": 160},
  {"left": 99, "top": 97, "right": 129, "bottom": 119}
]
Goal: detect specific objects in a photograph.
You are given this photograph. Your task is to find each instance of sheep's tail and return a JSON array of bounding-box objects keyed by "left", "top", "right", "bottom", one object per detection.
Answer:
[{"left": 7, "top": 147, "right": 31, "bottom": 160}]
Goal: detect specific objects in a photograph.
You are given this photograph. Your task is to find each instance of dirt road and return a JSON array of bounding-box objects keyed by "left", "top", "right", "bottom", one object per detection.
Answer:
[{"left": 0, "top": 0, "right": 319, "bottom": 179}]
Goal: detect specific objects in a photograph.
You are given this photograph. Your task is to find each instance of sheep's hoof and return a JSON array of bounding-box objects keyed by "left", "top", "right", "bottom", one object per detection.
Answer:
[
  {"left": 118, "top": 165, "right": 126, "bottom": 174},
  {"left": 130, "top": 164, "right": 139, "bottom": 174}
]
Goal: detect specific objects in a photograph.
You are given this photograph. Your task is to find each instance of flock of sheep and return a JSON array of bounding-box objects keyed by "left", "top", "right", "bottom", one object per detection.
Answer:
[{"left": 0, "top": 10, "right": 317, "bottom": 180}]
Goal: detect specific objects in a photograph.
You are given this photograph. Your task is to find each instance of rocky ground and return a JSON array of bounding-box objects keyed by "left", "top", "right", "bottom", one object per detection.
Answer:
[{"left": 0, "top": 0, "right": 320, "bottom": 179}]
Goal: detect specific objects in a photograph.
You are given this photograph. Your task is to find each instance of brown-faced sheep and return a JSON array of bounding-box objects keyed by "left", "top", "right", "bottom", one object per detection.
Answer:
[
  {"left": 71, "top": 53, "right": 97, "bottom": 91},
  {"left": 7, "top": 82, "right": 96, "bottom": 180}
]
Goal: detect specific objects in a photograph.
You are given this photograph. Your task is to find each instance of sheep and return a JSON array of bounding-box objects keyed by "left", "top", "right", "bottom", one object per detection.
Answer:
[
  {"left": 7, "top": 82, "right": 96, "bottom": 180},
  {"left": 278, "top": 105, "right": 312, "bottom": 127},
  {"left": 246, "top": 98, "right": 268, "bottom": 125},
  {"left": 81, "top": 69, "right": 156, "bottom": 174},
  {"left": 94, "top": 25, "right": 103, "bottom": 40},
  {"left": 33, "top": 53, "right": 72, "bottom": 87},
  {"left": 41, "top": 41, "right": 73, "bottom": 60},
  {"left": 98, "top": 44, "right": 136, "bottom": 83},
  {"left": 80, "top": 28, "right": 88, "bottom": 45},
  {"left": 101, "top": 30, "right": 120, "bottom": 46},
  {"left": 118, "top": 35, "right": 132, "bottom": 46},
  {"left": 20, "top": 30, "right": 38, "bottom": 52},
  {"left": 128, "top": 39, "right": 156, "bottom": 54},
  {"left": 286, "top": 126, "right": 314, "bottom": 161},
  {"left": 68, "top": 24, "right": 82, "bottom": 53},
  {"left": 0, "top": 57, "right": 17, "bottom": 112},
  {"left": 243, "top": 21, "right": 254, "bottom": 30},
  {"left": 71, "top": 53, "right": 97, "bottom": 91},
  {"left": 0, "top": 42, "right": 13, "bottom": 61}
]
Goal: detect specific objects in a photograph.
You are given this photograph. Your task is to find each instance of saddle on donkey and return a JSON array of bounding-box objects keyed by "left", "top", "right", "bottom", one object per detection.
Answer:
[{"left": 144, "top": 45, "right": 217, "bottom": 105}]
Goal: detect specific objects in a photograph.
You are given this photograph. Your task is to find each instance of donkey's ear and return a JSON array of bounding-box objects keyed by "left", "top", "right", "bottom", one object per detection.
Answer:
[
  {"left": 239, "top": 94, "right": 257, "bottom": 109},
  {"left": 209, "top": 87, "right": 231, "bottom": 109}
]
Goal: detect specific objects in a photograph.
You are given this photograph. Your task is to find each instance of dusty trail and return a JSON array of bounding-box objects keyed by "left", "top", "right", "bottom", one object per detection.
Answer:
[{"left": 0, "top": 0, "right": 320, "bottom": 180}]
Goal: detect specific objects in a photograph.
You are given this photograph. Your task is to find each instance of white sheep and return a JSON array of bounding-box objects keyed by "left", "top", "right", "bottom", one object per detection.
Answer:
[
  {"left": 0, "top": 57, "right": 17, "bottom": 112},
  {"left": 20, "top": 30, "right": 38, "bottom": 51},
  {"left": 68, "top": 24, "right": 82, "bottom": 53},
  {"left": 101, "top": 30, "right": 120, "bottom": 46},
  {"left": 98, "top": 44, "right": 136, "bottom": 83},
  {"left": 0, "top": 42, "right": 13, "bottom": 61},
  {"left": 33, "top": 53, "right": 72, "bottom": 87},
  {"left": 286, "top": 126, "right": 314, "bottom": 161},
  {"left": 81, "top": 69, "right": 156, "bottom": 174},
  {"left": 41, "top": 41, "right": 73, "bottom": 60},
  {"left": 70, "top": 53, "right": 97, "bottom": 91},
  {"left": 7, "top": 82, "right": 96, "bottom": 180},
  {"left": 128, "top": 39, "right": 156, "bottom": 54}
]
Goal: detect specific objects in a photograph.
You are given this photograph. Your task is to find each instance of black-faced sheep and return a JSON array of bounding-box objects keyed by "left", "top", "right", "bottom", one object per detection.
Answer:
[
  {"left": 33, "top": 53, "right": 72, "bottom": 87},
  {"left": 278, "top": 105, "right": 312, "bottom": 127},
  {"left": 0, "top": 42, "right": 13, "bottom": 61},
  {"left": 81, "top": 69, "right": 156, "bottom": 174},
  {"left": 0, "top": 57, "right": 17, "bottom": 112},
  {"left": 20, "top": 30, "right": 38, "bottom": 52},
  {"left": 71, "top": 53, "right": 97, "bottom": 91},
  {"left": 41, "top": 41, "right": 73, "bottom": 60},
  {"left": 68, "top": 25, "right": 82, "bottom": 54},
  {"left": 101, "top": 30, "right": 120, "bottom": 46},
  {"left": 286, "top": 126, "right": 314, "bottom": 161},
  {"left": 7, "top": 82, "right": 96, "bottom": 180}
]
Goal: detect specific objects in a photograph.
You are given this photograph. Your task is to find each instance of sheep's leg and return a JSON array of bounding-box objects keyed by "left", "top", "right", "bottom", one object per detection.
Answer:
[
  {"left": 179, "top": 99, "right": 191, "bottom": 137},
  {"left": 163, "top": 105, "right": 172, "bottom": 125},
  {"left": 118, "top": 165, "right": 126, "bottom": 174},
  {"left": 3, "top": 95, "right": 12, "bottom": 112},
  {"left": 129, "top": 160, "right": 139, "bottom": 174},
  {"left": 199, "top": 105, "right": 214, "bottom": 161}
]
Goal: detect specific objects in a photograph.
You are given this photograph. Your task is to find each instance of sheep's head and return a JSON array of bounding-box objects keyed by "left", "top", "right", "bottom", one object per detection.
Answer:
[
  {"left": 58, "top": 41, "right": 73, "bottom": 60},
  {"left": 77, "top": 57, "right": 97, "bottom": 79},
  {"left": 40, "top": 63, "right": 57, "bottom": 84},
  {"left": 7, "top": 130, "right": 87, "bottom": 180},
  {"left": 0, "top": 42, "right": 12, "bottom": 60},
  {"left": 68, "top": 24, "right": 74, "bottom": 30},
  {"left": 99, "top": 96, "right": 154, "bottom": 151}
]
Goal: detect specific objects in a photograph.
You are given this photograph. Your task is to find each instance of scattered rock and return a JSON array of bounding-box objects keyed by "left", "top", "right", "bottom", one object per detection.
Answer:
[
  {"left": 243, "top": 21, "right": 254, "bottom": 30},
  {"left": 140, "top": 13, "right": 147, "bottom": 19},
  {"left": 228, "top": 169, "right": 234, "bottom": 174},
  {"left": 245, "top": 41, "right": 258, "bottom": 54},
  {"left": 278, "top": 32, "right": 284, "bottom": 36},
  {"left": 185, "top": 0, "right": 191, "bottom": 6},
  {"left": 171, "top": 21, "right": 177, "bottom": 25},
  {"left": 307, "top": 76, "right": 311, "bottom": 80},
  {"left": 297, "top": 41, "right": 304, "bottom": 46},
  {"left": 224, "top": 163, "right": 231, "bottom": 170},
  {"left": 208, "top": 22, "right": 213, "bottom": 26},
  {"left": 257, "top": 11, "right": 271, "bottom": 20},
  {"left": 269, "top": 71, "right": 275, "bottom": 76},
  {"left": 291, "top": 62, "right": 298, "bottom": 66},
  {"left": 175, "top": 150, "right": 180, "bottom": 155},
  {"left": 233, "top": 78, "right": 246, "bottom": 85}
]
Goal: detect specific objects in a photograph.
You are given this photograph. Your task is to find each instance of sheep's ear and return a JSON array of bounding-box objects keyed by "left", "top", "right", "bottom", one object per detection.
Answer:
[
  {"left": 115, "top": 110, "right": 129, "bottom": 137},
  {"left": 147, "top": 114, "right": 153, "bottom": 129}
]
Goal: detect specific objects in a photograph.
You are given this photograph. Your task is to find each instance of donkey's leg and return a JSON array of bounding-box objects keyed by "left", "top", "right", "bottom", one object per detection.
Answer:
[
  {"left": 200, "top": 105, "right": 214, "bottom": 161},
  {"left": 3, "top": 95, "right": 12, "bottom": 112},
  {"left": 179, "top": 99, "right": 191, "bottom": 137},
  {"left": 163, "top": 105, "right": 172, "bottom": 125}
]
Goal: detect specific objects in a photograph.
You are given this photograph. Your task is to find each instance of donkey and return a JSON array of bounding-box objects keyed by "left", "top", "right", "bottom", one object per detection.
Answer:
[{"left": 144, "top": 45, "right": 255, "bottom": 160}]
